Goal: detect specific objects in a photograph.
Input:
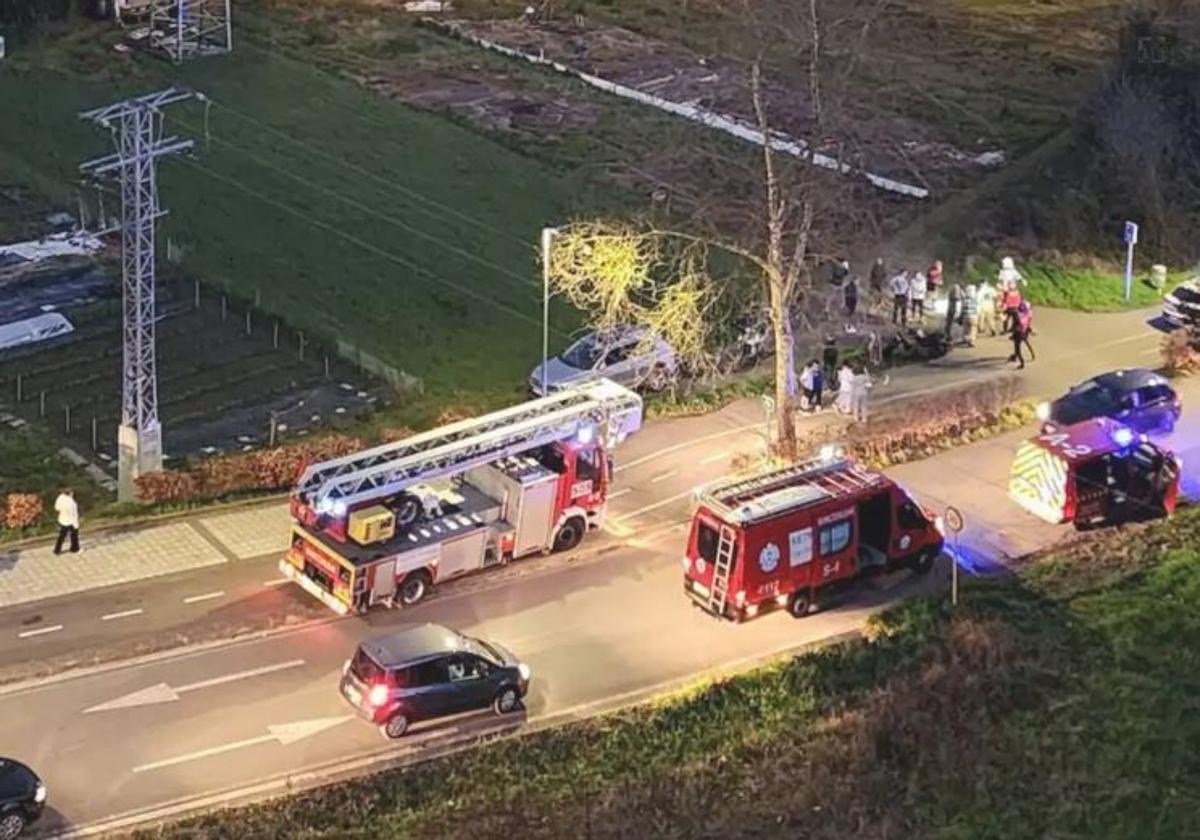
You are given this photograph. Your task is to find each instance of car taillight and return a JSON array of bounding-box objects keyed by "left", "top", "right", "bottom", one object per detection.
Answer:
[{"left": 368, "top": 683, "right": 389, "bottom": 708}]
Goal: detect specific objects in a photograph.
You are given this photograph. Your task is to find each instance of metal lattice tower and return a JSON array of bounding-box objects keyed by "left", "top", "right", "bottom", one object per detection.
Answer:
[
  {"left": 80, "top": 88, "right": 197, "bottom": 501},
  {"left": 149, "top": 0, "right": 232, "bottom": 62}
]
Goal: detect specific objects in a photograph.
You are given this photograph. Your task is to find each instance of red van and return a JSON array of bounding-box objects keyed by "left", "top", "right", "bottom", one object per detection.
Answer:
[{"left": 683, "top": 455, "right": 945, "bottom": 621}]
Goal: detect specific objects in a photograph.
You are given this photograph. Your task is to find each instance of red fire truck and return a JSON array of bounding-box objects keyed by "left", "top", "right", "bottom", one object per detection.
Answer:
[
  {"left": 281, "top": 378, "right": 642, "bottom": 615},
  {"left": 1009, "top": 417, "right": 1180, "bottom": 528},
  {"left": 682, "top": 453, "right": 946, "bottom": 621}
]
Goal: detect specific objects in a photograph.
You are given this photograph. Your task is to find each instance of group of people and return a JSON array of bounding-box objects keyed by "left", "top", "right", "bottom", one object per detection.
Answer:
[
  {"left": 799, "top": 358, "right": 873, "bottom": 422},
  {"left": 881, "top": 260, "right": 941, "bottom": 327}
]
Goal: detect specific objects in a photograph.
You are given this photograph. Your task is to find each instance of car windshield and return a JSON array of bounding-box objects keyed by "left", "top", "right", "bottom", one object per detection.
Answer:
[
  {"left": 468, "top": 636, "right": 503, "bottom": 664},
  {"left": 349, "top": 647, "right": 385, "bottom": 683},
  {"left": 1057, "top": 384, "right": 1117, "bottom": 424},
  {"left": 559, "top": 336, "right": 603, "bottom": 370}
]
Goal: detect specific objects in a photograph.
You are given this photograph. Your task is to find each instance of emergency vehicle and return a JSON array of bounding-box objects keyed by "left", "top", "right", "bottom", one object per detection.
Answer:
[
  {"left": 1009, "top": 417, "right": 1180, "bottom": 528},
  {"left": 282, "top": 378, "right": 642, "bottom": 615},
  {"left": 683, "top": 453, "right": 946, "bottom": 621}
]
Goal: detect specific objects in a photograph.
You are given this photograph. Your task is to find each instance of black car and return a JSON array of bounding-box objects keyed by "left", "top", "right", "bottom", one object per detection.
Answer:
[
  {"left": 0, "top": 759, "right": 45, "bottom": 839},
  {"left": 1163, "top": 277, "right": 1200, "bottom": 331},
  {"left": 340, "top": 623, "right": 531, "bottom": 739},
  {"left": 1039, "top": 368, "right": 1181, "bottom": 435}
]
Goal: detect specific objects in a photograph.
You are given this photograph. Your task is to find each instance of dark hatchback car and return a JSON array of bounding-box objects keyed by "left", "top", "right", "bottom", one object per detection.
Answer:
[
  {"left": 340, "top": 623, "right": 531, "bottom": 739},
  {"left": 0, "top": 758, "right": 45, "bottom": 839},
  {"left": 1038, "top": 369, "right": 1181, "bottom": 435}
]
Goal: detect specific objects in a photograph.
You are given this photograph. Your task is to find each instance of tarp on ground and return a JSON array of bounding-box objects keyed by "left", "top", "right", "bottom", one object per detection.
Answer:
[{"left": 0, "top": 312, "right": 75, "bottom": 351}]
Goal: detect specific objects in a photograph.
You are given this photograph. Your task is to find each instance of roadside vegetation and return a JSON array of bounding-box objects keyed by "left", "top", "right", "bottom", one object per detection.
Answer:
[
  {"left": 965, "top": 258, "right": 1185, "bottom": 312},
  {"left": 0, "top": 424, "right": 111, "bottom": 537},
  {"left": 143, "top": 504, "right": 1200, "bottom": 839}
]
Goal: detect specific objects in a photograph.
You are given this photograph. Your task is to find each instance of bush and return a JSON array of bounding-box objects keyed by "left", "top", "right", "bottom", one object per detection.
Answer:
[
  {"left": 134, "top": 435, "right": 365, "bottom": 503},
  {"left": 1160, "top": 330, "right": 1200, "bottom": 377},
  {"left": 3, "top": 493, "right": 43, "bottom": 531}
]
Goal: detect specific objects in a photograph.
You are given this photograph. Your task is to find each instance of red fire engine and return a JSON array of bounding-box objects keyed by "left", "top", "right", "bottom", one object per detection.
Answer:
[
  {"left": 1009, "top": 417, "right": 1180, "bottom": 528},
  {"left": 683, "top": 453, "right": 945, "bottom": 621},
  {"left": 282, "top": 378, "right": 643, "bottom": 615}
]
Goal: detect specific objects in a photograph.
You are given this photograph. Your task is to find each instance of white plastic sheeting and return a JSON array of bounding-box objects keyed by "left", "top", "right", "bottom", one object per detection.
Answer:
[
  {"left": 0, "top": 313, "right": 75, "bottom": 351},
  {"left": 431, "top": 20, "right": 929, "bottom": 200},
  {"left": 0, "top": 231, "right": 105, "bottom": 264}
]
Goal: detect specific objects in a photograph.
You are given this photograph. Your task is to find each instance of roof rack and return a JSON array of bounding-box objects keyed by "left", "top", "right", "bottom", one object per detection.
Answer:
[{"left": 699, "top": 456, "right": 882, "bottom": 524}]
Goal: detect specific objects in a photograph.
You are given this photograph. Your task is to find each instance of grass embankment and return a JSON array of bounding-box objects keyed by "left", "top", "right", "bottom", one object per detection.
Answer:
[
  {"left": 147, "top": 507, "right": 1200, "bottom": 839},
  {"left": 0, "top": 425, "right": 112, "bottom": 536},
  {"left": 968, "top": 260, "right": 1185, "bottom": 312}
]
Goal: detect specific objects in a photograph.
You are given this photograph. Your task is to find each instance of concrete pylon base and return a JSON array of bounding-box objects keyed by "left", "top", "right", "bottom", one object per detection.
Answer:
[{"left": 117, "top": 421, "right": 164, "bottom": 502}]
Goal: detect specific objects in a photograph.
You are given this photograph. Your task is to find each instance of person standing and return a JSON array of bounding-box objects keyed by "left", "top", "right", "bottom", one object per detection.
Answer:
[
  {"left": 997, "top": 255, "right": 1024, "bottom": 289},
  {"left": 1009, "top": 301, "right": 1035, "bottom": 369},
  {"left": 811, "top": 360, "right": 824, "bottom": 411},
  {"left": 830, "top": 258, "right": 850, "bottom": 286},
  {"left": 927, "top": 259, "right": 944, "bottom": 295},
  {"left": 889, "top": 270, "right": 909, "bottom": 325},
  {"left": 962, "top": 284, "right": 979, "bottom": 346},
  {"left": 53, "top": 488, "right": 80, "bottom": 554},
  {"left": 975, "top": 278, "right": 998, "bottom": 337},
  {"left": 822, "top": 335, "right": 840, "bottom": 386},
  {"left": 843, "top": 274, "right": 859, "bottom": 331},
  {"left": 836, "top": 362, "right": 855, "bottom": 414},
  {"left": 869, "top": 257, "right": 887, "bottom": 295},
  {"left": 908, "top": 269, "right": 928, "bottom": 323},
  {"left": 800, "top": 361, "right": 816, "bottom": 412},
  {"left": 851, "top": 365, "right": 873, "bottom": 422},
  {"left": 1001, "top": 283, "right": 1022, "bottom": 334},
  {"left": 944, "top": 283, "right": 961, "bottom": 341}
]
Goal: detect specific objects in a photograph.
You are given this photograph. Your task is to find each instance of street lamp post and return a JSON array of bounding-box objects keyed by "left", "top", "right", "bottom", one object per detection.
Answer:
[{"left": 541, "top": 226, "right": 559, "bottom": 394}]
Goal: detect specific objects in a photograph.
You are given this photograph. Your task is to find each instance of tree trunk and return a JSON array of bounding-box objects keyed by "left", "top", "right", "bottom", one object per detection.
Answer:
[{"left": 768, "top": 284, "right": 798, "bottom": 458}]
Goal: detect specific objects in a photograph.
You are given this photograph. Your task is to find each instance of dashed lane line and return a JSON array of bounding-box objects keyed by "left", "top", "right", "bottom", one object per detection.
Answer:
[
  {"left": 18, "top": 625, "right": 63, "bottom": 639},
  {"left": 607, "top": 488, "right": 632, "bottom": 500},
  {"left": 649, "top": 470, "right": 677, "bottom": 483},
  {"left": 261, "top": 579, "right": 290, "bottom": 588},
  {"left": 182, "top": 591, "right": 225, "bottom": 605},
  {"left": 102, "top": 609, "right": 144, "bottom": 621}
]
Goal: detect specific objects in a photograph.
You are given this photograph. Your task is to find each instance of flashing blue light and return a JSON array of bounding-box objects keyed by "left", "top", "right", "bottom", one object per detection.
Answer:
[
  {"left": 331, "top": 500, "right": 348, "bottom": 518},
  {"left": 1112, "top": 427, "right": 1135, "bottom": 448},
  {"left": 576, "top": 424, "right": 595, "bottom": 445}
]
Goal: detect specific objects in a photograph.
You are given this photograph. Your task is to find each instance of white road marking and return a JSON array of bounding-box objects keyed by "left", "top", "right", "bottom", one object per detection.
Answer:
[
  {"left": 649, "top": 470, "right": 676, "bottom": 483},
  {"left": 701, "top": 451, "right": 729, "bottom": 464},
  {"left": 131, "top": 715, "right": 354, "bottom": 773},
  {"left": 614, "top": 489, "right": 693, "bottom": 522},
  {"left": 18, "top": 625, "right": 63, "bottom": 639},
  {"left": 183, "top": 591, "right": 225, "bottom": 604},
  {"left": 84, "top": 659, "right": 307, "bottom": 713},
  {"left": 261, "top": 578, "right": 290, "bottom": 587},
  {"left": 102, "top": 608, "right": 144, "bottom": 621},
  {"left": 608, "top": 487, "right": 632, "bottom": 500},
  {"left": 615, "top": 422, "right": 760, "bottom": 472}
]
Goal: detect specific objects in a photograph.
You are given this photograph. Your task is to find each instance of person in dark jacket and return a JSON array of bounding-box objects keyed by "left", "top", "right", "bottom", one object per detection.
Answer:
[
  {"left": 844, "top": 275, "right": 859, "bottom": 331},
  {"left": 869, "top": 257, "right": 887, "bottom": 294},
  {"left": 822, "top": 335, "right": 839, "bottom": 385},
  {"left": 944, "top": 283, "right": 962, "bottom": 341}
]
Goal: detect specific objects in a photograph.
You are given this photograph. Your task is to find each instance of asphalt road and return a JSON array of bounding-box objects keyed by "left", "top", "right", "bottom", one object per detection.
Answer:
[{"left": 1, "top": 305, "right": 1191, "bottom": 836}]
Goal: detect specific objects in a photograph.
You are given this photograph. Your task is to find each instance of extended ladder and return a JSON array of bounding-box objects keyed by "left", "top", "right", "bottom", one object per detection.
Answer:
[
  {"left": 707, "top": 525, "right": 738, "bottom": 617},
  {"left": 296, "top": 378, "right": 642, "bottom": 513}
]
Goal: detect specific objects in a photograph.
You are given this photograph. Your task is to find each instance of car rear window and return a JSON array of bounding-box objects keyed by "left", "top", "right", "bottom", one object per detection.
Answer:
[
  {"left": 696, "top": 521, "right": 720, "bottom": 563},
  {"left": 350, "top": 647, "right": 385, "bottom": 684},
  {"left": 1172, "top": 284, "right": 1200, "bottom": 304},
  {"left": 1056, "top": 386, "right": 1116, "bottom": 424}
]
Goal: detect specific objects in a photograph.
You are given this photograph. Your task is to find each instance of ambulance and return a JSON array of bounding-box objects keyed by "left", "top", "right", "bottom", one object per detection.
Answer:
[{"left": 683, "top": 452, "right": 946, "bottom": 621}]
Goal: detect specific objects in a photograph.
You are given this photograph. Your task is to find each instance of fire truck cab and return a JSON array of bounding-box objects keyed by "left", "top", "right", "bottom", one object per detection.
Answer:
[
  {"left": 1009, "top": 417, "right": 1180, "bottom": 528},
  {"left": 683, "top": 454, "right": 945, "bottom": 621},
  {"left": 281, "top": 379, "right": 642, "bottom": 615}
]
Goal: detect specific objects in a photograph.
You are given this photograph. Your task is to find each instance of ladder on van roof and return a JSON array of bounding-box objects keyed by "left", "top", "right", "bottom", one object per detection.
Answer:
[
  {"left": 702, "top": 456, "right": 882, "bottom": 524},
  {"left": 708, "top": 524, "right": 737, "bottom": 617},
  {"left": 294, "top": 378, "right": 642, "bottom": 513}
]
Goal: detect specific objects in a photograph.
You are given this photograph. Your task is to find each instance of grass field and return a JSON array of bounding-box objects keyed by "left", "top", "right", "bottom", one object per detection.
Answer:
[
  {"left": 965, "top": 259, "right": 1185, "bottom": 312},
  {"left": 0, "top": 30, "right": 596, "bottom": 411},
  {"left": 0, "top": 424, "right": 112, "bottom": 537},
  {"left": 146, "top": 504, "right": 1200, "bottom": 839}
]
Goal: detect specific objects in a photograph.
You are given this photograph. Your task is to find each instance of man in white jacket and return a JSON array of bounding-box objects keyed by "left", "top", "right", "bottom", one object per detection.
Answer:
[
  {"left": 54, "top": 488, "right": 80, "bottom": 554},
  {"left": 908, "top": 270, "right": 928, "bottom": 322}
]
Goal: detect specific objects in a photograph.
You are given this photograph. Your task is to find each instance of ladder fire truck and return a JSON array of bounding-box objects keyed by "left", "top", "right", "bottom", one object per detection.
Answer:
[
  {"left": 682, "top": 452, "right": 945, "bottom": 621},
  {"left": 281, "top": 378, "right": 642, "bottom": 615}
]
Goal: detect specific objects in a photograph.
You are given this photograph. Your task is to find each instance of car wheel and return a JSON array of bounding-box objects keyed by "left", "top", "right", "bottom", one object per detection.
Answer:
[
  {"left": 552, "top": 517, "right": 585, "bottom": 553},
  {"left": 789, "top": 591, "right": 810, "bottom": 619},
  {"left": 399, "top": 570, "right": 431, "bottom": 606},
  {"left": 494, "top": 686, "right": 521, "bottom": 715},
  {"left": 0, "top": 813, "right": 26, "bottom": 840},
  {"left": 380, "top": 714, "right": 409, "bottom": 740}
]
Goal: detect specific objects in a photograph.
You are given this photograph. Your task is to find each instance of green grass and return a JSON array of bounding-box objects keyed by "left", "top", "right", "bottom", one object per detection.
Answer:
[
  {"left": 966, "top": 260, "right": 1186, "bottom": 312},
  {"left": 0, "top": 28, "right": 605, "bottom": 413},
  {"left": 143, "top": 503, "right": 1200, "bottom": 839},
  {"left": 0, "top": 424, "right": 112, "bottom": 537}
]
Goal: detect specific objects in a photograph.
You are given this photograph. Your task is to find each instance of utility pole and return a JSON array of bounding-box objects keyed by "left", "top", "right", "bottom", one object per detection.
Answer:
[
  {"left": 80, "top": 87, "right": 198, "bottom": 501},
  {"left": 540, "top": 226, "right": 559, "bottom": 394},
  {"left": 149, "top": 0, "right": 232, "bottom": 62}
]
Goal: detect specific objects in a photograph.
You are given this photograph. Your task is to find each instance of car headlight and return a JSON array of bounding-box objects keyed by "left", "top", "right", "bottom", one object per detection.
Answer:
[
  {"left": 34, "top": 782, "right": 46, "bottom": 804},
  {"left": 517, "top": 663, "right": 531, "bottom": 681}
]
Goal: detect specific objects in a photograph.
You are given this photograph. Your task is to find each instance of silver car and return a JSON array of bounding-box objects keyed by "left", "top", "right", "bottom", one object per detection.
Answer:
[
  {"left": 1163, "top": 277, "right": 1200, "bottom": 330},
  {"left": 530, "top": 326, "right": 677, "bottom": 395}
]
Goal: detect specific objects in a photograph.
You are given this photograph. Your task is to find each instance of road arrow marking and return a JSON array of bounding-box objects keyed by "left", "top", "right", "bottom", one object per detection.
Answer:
[
  {"left": 131, "top": 715, "right": 354, "bottom": 773},
  {"left": 84, "top": 659, "right": 306, "bottom": 713}
]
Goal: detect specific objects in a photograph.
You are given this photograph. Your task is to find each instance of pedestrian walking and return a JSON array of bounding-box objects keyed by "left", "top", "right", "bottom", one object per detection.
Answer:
[
  {"left": 869, "top": 257, "right": 887, "bottom": 295},
  {"left": 836, "top": 362, "right": 855, "bottom": 414},
  {"left": 889, "top": 270, "right": 909, "bottom": 325},
  {"left": 851, "top": 365, "right": 873, "bottom": 422},
  {"left": 1009, "top": 301, "right": 1035, "bottom": 369},
  {"left": 997, "top": 255, "right": 1024, "bottom": 289},
  {"left": 908, "top": 269, "right": 928, "bottom": 322},
  {"left": 944, "top": 283, "right": 962, "bottom": 341},
  {"left": 962, "top": 284, "right": 980, "bottom": 346},
  {"left": 975, "top": 278, "right": 998, "bottom": 336},
  {"left": 867, "top": 329, "right": 883, "bottom": 368},
  {"left": 927, "top": 259, "right": 944, "bottom": 294},
  {"left": 1018, "top": 300, "right": 1036, "bottom": 361},
  {"left": 843, "top": 275, "right": 859, "bottom": 331},
  {"left": 800, "top": 360, "right": 816, "bottom": 411},
  {"left": 53, "top": 487, "right": 80, "bottom": 554},
  {"left": 1001, "top": 283, "right": 1022, "bottom": 334}
]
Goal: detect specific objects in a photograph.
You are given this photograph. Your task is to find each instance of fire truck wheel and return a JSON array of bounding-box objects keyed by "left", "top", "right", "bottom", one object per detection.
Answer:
[
  {"left": 380, "top": 714, "right": 409, "bottom": 739},
  {"left": 552, "top": 517, "right": 585, "bottom": 553},
  {"left": 788, "top": 591, "right": 811, "bottom": 619},
  {"left": 399, "top": 570, "right": 431, "bottom": 606},
  {"left": 494, "top": 686, "right": 521, "bottom": 715}
]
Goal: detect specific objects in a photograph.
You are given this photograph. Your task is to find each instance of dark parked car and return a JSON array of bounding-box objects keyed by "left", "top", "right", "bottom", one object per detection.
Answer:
[
  {"left": 0, "top": 759, "right": 45, "bottom": 839},
  {"left": 340, "top": 623, "right": 531, "bottom": 739},
  {"left": 1038, "top": 368, "right": 1181, "bottom": 435}
]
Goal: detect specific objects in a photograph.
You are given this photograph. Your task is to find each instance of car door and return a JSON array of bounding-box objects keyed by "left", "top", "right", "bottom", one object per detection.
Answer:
[
  {"left": 1114, "top": 391, "right": 1147, "bottom": 433},
  {"left": 403, "top": 657, "right": 454, "bottom": 721},
  {"left": 599, "top": 341, "right": 637, "bottom": 386},
  {"left": 444, "top": 653, "right": 495, "bottom": 713},
  {"left": 1139, "top": 384, "right": 1175, "bottom": 433}
]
